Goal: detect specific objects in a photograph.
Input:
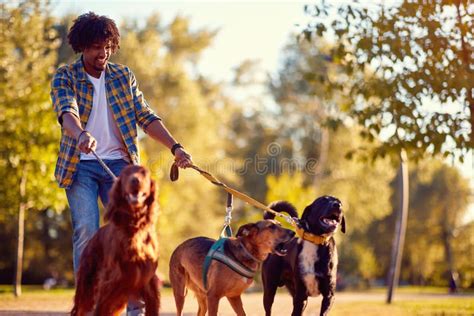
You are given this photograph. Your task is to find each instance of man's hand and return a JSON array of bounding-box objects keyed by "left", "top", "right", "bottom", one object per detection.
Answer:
[
  {"left": 174, "top": 147, "right": 193, "bottom": 168},
  {"left": 77, "top": 131, "right": 97, "bottom": 154}
]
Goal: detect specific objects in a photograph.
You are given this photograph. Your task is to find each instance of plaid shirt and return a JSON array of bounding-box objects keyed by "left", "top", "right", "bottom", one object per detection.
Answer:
[{"left": 51, "top": 57, "right": 160, "bottom": 189}]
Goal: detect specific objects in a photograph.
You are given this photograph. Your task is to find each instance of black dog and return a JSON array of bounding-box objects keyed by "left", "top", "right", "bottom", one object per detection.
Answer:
[{"left": 261, "top": 196, "right": 345, "bottom": 316}]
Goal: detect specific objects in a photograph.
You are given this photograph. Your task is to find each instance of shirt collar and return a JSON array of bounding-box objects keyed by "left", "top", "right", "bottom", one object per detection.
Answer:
[{"left": 74, "top": 56, "right": 116, "bottom": 82}]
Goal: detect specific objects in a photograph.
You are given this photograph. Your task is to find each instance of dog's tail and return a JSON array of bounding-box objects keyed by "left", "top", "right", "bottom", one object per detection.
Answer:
[
  {"left": 71, "top": 242, "right": 99, "bottom": 316},
  {"left": 264, "top": 201, "right": 298, "bottom": 219},
  {"left": 169, "top": 249, "right": 188, "bottom": 314}
]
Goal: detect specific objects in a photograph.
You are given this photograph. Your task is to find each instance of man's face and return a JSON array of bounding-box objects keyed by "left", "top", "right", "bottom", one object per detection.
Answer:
[{"left": 82, "top": 40, "right": 112, "bottom": 78}]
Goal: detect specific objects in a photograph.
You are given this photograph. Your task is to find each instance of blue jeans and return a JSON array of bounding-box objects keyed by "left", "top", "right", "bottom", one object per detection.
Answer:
[{"left": 66, "top": 159, "right": 144, "bottom": 315}]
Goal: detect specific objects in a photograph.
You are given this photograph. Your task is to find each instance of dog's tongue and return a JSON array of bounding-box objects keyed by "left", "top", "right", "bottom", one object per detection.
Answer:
[
  {"left": 127, "top": 193, "right": 145, "bottom": 205},
  {"left": 322, "top": 218, "right": 338, "bottom": 226}
]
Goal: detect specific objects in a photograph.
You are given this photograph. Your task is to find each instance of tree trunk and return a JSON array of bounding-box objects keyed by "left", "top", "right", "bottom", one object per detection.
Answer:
[
  {"left": 313, "top": 126, "right": 329, "bottom": 186},
  {"left": 14, "top": 164, "right": 27, "bottom": 297},
  {"left": 442, "top": 228, "right": 458, "bottom": 293},
  {"left": 456, "top": 0, "right": 474, "bottom": 148},
  {"left": 386, "top": 150, "right": 409, "bottom": 304}
]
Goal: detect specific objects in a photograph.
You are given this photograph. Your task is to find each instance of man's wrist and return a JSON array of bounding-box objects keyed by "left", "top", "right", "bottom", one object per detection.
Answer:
[
  {"left": 171, "top": 143, "right": 184, "bottom": 155},
  {"left": 77, "top": 130, "right": 89, "bottom": 142}
]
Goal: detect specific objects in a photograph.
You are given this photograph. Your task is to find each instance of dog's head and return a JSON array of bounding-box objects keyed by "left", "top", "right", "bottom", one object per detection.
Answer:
[
  {"left": 105, "top": 165, "right": 157, "bottom": 225},
  {"left": 300, "top": 195, "right": 345, "bottom": 236},
  {"left": 236, "top": 220, "right": 295, "bottom": 260}
]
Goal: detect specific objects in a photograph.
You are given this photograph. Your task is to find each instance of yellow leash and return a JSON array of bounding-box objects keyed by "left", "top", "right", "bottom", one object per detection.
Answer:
[
  {"left": 170, "top": 163, "right": 329, "bottom": 245},
  {"left": 170, "top": 163, "right": 298, "bottom": 228}
]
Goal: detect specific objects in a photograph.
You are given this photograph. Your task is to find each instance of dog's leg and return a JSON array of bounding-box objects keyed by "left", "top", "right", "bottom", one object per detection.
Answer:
[
  {"left": 206, "top": 294, "right": 221, "bottom": 316},
  {"left": 196, "top": 292, "right": 208, "bottom": 316},
  {"left": 262, "top": 258, "right": 282, "bottom": 316},
  {"left": 94, "top": 285, "right": 128, "bottom": 316},
  {"left": 94, "top": 296, "right": 127, "bottom": 316},
  {"left": 262, "top": 281, "right": 278, "bottom": 316},
  {"left": 227, "top": 296, "right": 246, "bottom": 316},
  {"left": 142, "top": 275, "right": 160, "bottom": 316},
  {"left": 169, "top": 261, "right": 186, "bottom": 316},
  {"left": 291, "top": 287, "right": 308, "bottom": 316},
  {"left": 320, "top": 294, "right": 334, "bottom": 316}
]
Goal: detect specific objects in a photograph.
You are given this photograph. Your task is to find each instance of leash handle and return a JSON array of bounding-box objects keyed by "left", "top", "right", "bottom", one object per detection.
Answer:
[{"left": 91, "top": 150, "right": 117, "bottom": 181}]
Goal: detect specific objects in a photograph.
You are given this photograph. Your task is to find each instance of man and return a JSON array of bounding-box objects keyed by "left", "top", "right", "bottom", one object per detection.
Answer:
[{"left": 50, "top": 12, "right": 192, "bottom": 315}]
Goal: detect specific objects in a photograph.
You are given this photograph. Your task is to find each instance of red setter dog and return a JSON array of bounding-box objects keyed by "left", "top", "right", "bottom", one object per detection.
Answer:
[{"left": 71, "top": 165, "right": 160, "bottom": 316}]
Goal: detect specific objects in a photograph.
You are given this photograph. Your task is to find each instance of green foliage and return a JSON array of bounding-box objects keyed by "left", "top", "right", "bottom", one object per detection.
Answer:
[
  {"left": 370, "top": 161, "right": 472, "bottom": 286},
  {"left": 0, "top": 0, "right": 67, "bottom": 283},
  {"left": 0, "top": 0, "right": 65, "bottom": 213},
  {"left": 304, "top": 1, "right": 473, "bottom": 161}
]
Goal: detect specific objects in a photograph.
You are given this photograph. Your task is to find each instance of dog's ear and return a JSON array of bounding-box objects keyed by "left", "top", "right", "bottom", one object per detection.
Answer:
[
  {"left": 236, "top": 223, "right": 256, "bottom": 237},
  {"left": 300, "top": 204, "right": 313, "bottom": 222},
  {"left": 341, "top": 215, "right": 346, "bottom": 234},
  {"left": 145, "top": 179, "right": 156, "bottom": 206},
  {"left": 105, "top": 177, "right": 122, "bottom": 223}
]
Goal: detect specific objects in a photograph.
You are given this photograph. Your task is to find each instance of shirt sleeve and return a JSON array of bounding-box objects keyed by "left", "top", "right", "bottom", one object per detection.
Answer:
[
  {"left": 50, "top": 66, "right": 79, "bottom": 125},
  {"left": 129, "top": 69, "right": 161, "bottom": 132}
]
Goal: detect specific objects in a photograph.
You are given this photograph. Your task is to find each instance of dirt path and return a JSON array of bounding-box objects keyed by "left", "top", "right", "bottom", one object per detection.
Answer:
[{"left": 0, "top": 291, "right": 471, "bottom": 316}]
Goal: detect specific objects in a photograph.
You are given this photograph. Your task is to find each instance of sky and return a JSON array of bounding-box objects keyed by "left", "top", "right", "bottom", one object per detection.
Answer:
[
  {"left": 50, "top": 0, "right": 311, "bottom": 82},
  {"left": 50, "top": 0, "right": 473, "bottom": 222}
]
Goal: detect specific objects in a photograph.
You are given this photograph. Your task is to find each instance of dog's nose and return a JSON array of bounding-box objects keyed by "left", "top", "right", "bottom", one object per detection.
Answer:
[
  {"left": 131, "top": 176, "right": 139, "bottom": 186},
  {"left": 332, "top": 200, "right": 341, "bottom": 209}
]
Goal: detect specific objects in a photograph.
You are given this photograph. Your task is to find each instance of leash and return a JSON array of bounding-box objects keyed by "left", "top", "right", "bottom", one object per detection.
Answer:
[
  {"left": 91, "top": 149, "right": 117, "bottom": 180},
  {"left": 170, "top": 163, "right": 298, "bottom": 228},
  {"left": 171, "top": 162, "right": 330, "bottom": 245}
]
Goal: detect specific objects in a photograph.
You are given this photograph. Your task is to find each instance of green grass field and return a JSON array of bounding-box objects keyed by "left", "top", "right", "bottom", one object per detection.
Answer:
[{"left": 0, "top": 285, "right": 472, "bottom": 315}]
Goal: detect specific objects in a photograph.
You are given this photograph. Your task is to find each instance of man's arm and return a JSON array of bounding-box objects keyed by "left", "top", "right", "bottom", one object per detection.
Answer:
[
  {"left": 62, "top": 113, "right": 97, "bottom": 154},
  {"left": 145, "top": 119, "right": 193, "bottom": 168},
  {"left": 50, "top": 67, "right": 96, "bottom": 154}
]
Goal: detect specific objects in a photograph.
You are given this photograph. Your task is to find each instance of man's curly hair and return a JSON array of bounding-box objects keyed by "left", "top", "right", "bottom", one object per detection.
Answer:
[{"left": 68, "top": 12, "right": 120, "bottom": 53}]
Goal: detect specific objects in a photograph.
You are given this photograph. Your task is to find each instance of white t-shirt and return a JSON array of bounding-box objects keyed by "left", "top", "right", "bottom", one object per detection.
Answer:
[{"left": 80, "top": 71, "right": 129, "bottom": 161}]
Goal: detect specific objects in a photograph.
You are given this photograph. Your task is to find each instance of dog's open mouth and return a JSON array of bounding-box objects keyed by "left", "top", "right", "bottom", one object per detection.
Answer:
[
  {"left": 320, "top": 213, "right": 341, "bottom": 231},
  {"left": 126, "top": 191, "right": 148, "bottom": 206},
  {"left": 274, "top": 238, "right": 292, "bottom": 256}
]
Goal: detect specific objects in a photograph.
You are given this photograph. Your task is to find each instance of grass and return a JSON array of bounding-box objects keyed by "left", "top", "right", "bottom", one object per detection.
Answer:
[
  {"left": 328, "top": 299, "right": 473, "bottom": 316},
  {"left": 0, "top": 285, "right": 472, "bottom": 315}
]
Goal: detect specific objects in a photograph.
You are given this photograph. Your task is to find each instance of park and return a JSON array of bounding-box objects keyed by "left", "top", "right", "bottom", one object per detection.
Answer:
[{"left": 1, "top": 1, "right": 473, "bottom": 315}]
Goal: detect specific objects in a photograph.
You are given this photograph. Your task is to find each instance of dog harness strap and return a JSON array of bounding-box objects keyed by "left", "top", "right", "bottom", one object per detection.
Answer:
[
  {"left": 211, "top": 251, "right": 255, "bottom": 279},
  {"left": 295, "top": 226, "right": 328, "bottom": 245},
  {"left": 202, "top": 238, "right": 255, "bottom": 290},
  {"left": 203, "top": 238, "right": 227, "bottom": 290}
]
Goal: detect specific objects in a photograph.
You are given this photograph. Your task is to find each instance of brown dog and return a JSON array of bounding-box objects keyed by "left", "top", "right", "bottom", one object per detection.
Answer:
[
  {"left": 169, "top": 220, "right": 295, "bottom": 316},
  {"left": 71, "top": 165, "right": 160, "bottom": 316}
]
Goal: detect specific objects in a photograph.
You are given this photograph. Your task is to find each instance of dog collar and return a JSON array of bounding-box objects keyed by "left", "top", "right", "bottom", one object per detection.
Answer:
[
  {"left": 295, "top": 226, "right": 329, "bottom": 245},
  {"left": 238, "top": 241, "right": 262, "bottom": 262}
]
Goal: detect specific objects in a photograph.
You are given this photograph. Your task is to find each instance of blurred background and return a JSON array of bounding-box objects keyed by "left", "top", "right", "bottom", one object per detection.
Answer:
[{"left": 0, "top": 0, "right": 473, "bottom": 299}]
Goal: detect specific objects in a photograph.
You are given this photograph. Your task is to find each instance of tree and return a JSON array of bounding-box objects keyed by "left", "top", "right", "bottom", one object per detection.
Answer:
[
  {"left": 369, "top": 161, "right": 471, "bottom": 288},
  {"left": 303, "top": 1, "right": 473, "bottom": 298},
  {"left": 0, "top": 0, "right": 66, "bottom": 295},
  {"left": 303, "top": 0, "right": 473, "bottom": 161}
]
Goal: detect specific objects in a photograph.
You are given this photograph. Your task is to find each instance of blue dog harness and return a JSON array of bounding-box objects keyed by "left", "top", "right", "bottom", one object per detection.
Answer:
[{"left": 202, "top": 237, "right": 256, "bottom": 290}]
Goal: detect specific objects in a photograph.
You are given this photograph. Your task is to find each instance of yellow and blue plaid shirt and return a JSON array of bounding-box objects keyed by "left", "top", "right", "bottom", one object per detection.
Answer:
[{"left": 51, "top": 57, "right": 160, "bottom": 189}]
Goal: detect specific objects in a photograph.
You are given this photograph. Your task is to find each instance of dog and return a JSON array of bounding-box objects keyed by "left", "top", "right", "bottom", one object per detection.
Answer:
[
  {"left": 169, "top": 220, "right": 295, "bottom": 316},
  {"left": 261, "top": 196, "right": 345, "bottom": 316},
  {"left": 71, "top": 165, "right": 160, "bottom": 316}
]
